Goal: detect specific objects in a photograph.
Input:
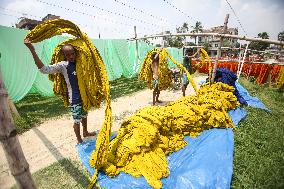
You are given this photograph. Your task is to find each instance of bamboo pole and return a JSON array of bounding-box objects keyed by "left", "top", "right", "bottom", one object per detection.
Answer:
[
  {"left": 0, "top": 73, "right": 37, "bottom": 189},
  {"left": 134, "top": 26, "right": 139, "bottom": 71},
  {"left": 132, "top": 32, "right": 284, "bottom": 46},
  {"left": 211, "top": 14, "right": 230, "bottom": 82},
  {"left": 8, "top": 97, "right": 20, "bottom": 117},
  {"left": 237, "top": 43, "right": 249, "bottom": 80}
]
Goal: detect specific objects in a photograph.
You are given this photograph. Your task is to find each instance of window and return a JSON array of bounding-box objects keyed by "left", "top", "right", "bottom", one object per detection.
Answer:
[{"left": 215, "top": 44, "right": 218, "bottom": 47}]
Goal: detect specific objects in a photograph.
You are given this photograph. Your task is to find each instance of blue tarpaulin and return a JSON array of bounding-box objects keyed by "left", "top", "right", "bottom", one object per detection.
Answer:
[{"left": 76, "top": 83, "right": 268, "bottom": 189}]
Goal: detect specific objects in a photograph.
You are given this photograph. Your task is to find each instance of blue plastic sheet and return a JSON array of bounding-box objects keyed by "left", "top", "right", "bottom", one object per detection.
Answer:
[
  {"left": 77, "top": 129, "right": 235, "bottom": 189},
  {"left": 76, "top": 83, "right": 268, "bottom": 189},
  {"left": 235, "top": 83, "right": 269, "bottom": 111}
]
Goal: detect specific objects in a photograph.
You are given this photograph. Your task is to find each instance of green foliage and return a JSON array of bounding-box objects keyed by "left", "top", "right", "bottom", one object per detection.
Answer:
[
  {"left": 249, "top": 32, "right": 270, "bottom": 51},
  {"left": 168, "top": 36, "right": 184, "bottom": 48},
  {"left": 190, "top": 21, "right": 203, "bottom": 45},
  {"left": 278, "top": 31, "right": 284, "bottom": 41}
]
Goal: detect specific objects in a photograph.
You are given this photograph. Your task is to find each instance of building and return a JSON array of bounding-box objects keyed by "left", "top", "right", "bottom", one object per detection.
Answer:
[
  {"left": 198, "top": 26, "right": 239, "bottom": 57},
  {"left": 16, "top": 14, "right": 60, "bottom": 30}
]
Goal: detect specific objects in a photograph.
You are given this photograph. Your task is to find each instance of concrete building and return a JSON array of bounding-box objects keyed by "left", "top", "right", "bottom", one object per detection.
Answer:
[
  {"left": 16, "top": 14, "right": 60, "bottom": 30},
  {"left": 198, "top": 26, "right": 239, "bottom": 57}
]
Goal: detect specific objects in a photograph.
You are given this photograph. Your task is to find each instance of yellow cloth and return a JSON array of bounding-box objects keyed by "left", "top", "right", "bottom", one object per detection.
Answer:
[
  {"left": 89, "top": 82, "right": 239, "bottom": 189},
  {"left": 277, "top": 67, "right": 284, "bottom": 89},
  {"left": 26, "top": 19, "right": 113, "bottom": 189}
]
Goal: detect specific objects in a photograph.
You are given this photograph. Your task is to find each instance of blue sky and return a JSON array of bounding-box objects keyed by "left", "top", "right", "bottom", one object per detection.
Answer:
[{"left": 0, "top": 0, "right": 283, "bottom": 40}]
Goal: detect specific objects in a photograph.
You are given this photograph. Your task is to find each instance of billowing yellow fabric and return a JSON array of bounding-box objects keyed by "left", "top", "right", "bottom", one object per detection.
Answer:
[
  {"left": 277, "top": 67, "right": 284, "bottom": 89},
  {"left": 26, "top": 19, "right": 113, "bottom": 189},
  {"left": 138, "top": 48, "right": 172, "bottom": 91},
  {"left": 139, "top": 48, "right": 198, "bottom": 93},
  {"left": 199, "top": 48, "right": 212, "bottom": 82},
  {"left": 89, "top": 82, "right": 239, "bottom": 189}
]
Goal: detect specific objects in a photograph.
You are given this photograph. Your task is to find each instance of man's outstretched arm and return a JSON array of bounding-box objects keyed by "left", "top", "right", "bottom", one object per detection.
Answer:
[{"left": 24, "top": 38, "right": 44, "bottom": 69}]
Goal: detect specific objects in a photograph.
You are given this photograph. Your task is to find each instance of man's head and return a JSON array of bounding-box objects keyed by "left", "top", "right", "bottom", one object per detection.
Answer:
[
  {"left": 185, "top": 48, "right": 194, "bottom": 56},
  {"left": 62, "top": 44, "right": 76, "bottom": 62},
  {"left": 151, "top": 52, "right": 159, "bottom": 62}
]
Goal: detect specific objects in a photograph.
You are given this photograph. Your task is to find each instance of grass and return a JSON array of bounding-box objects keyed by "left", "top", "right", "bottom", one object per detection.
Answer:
[
  {"left": 11, "top": 77, "right": 283, "bottom": 188},
  {"left": 231, "top": 78, "right": 284, "bottom": 188},
  {"left": 14, "top": 76, "right": 146, "bottom": 134},
  {"left": 11, "top": 159, "right": 90, "bottom": 189}
]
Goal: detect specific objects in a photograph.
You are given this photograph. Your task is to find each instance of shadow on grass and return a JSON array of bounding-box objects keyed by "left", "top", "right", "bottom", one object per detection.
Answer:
[
  {"left": 14, "top": 76, "right": 146, "bottom": 134},
  {"left": 34, "top": 128, "right": 90, "bottom": 188}
]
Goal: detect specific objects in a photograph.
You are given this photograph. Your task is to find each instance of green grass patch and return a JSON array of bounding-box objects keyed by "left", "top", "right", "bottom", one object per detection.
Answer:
[
  {"left": 14, "top": 76, "right": 146, "bottom": 134},
  {"left": 231, "top": 78, "right": 284, "bottom": 188},
  {"left": 11, "top": 159, "right": 91, "bottom": 189}
]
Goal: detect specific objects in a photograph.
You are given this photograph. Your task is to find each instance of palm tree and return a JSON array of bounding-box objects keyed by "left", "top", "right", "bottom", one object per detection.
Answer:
[
  {"left": 278, "top": 31, "right": 284, "bottom": 41},
  {"left": 258, "top": 32, "right": 269, "bottom": 39},
  {"left": 191, "top": 21, "right": 203, "bottom": 45}
]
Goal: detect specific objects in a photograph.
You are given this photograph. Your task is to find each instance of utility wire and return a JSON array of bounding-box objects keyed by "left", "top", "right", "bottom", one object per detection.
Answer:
[
  {"left": 225, "top": 0, "right": 248, "bottom": 36},
  {"left": 162, "top": 0, "right": 194, "bottom": 22}
]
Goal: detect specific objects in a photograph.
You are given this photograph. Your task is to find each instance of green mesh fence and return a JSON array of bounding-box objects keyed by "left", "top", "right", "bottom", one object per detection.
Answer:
[{"left": 0, "top": 25, "right": 183, "bottom": 102}]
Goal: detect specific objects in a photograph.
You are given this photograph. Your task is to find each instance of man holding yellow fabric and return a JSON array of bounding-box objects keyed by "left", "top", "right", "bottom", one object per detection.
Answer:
[{"left": 24, "top": 38, "right": 95, "bottom": 144}]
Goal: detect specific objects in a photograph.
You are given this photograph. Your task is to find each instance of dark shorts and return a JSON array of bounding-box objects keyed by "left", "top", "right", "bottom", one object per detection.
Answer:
[
  {"left": 69, "top": 103, "right": 88, "bottom": 124},
  {"left": 182, "top": 73, "right": 189, "bottom": 86},
  {"left": 153, "top": 78, "right": 158, "bottom": 90}
]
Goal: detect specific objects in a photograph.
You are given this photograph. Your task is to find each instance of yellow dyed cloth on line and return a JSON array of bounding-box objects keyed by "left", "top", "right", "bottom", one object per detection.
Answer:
[
  {"left": 26, "top": 19, "right": 113, "bottom": 186},
  {"left": 89, "top": 82, "right": 239, "bottom": 189},
  {"left": 277, "top": 67, "right": 284, "bottom": 89}
]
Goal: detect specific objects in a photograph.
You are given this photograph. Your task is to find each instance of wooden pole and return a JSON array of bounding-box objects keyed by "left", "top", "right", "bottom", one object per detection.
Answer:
[
  {"left": 134, "top": 26, "right": 139, "bottom": 70},
  {"left": 0, "top": 73, "right": 37, "bottom": 189},
  {"left": 8, "top": 97, "right": 20, "bottom": 117},
  {"left": 211, "top": 14, "right": 230, "bottom": 82}
]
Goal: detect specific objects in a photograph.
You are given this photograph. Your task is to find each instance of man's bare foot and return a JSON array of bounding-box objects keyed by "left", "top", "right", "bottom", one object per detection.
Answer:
[
  {"left": 156, "top": 100, "right": 162, "bottom": 103},
  {"left": 77, "top": 138, "right": 83, "bottom": 144},
  {"left": 83, "top": 131, "right": 97, "bottom": 138}
]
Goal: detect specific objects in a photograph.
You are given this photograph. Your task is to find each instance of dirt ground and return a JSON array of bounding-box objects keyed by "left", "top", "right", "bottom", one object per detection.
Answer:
[{"left": 0, "top": 75, "right": 207, "bottom": 189}]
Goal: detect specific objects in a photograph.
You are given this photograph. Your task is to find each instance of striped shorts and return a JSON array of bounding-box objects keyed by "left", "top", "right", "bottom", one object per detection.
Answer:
[{"left": 69, "top": 103, "right": 88, "bottom": 124}]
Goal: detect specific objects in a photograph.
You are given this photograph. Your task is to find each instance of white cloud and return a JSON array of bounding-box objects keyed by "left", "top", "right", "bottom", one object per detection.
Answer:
[{"left": 6, "top": 0, "right": 44, "bottom": 17}]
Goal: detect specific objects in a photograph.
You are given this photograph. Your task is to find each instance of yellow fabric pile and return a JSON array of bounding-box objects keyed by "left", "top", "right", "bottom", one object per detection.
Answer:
[
  {"left": 26, "top": 19, "right": 113, "bottom": 186},
  {"left": 277, "top": 67, "right": 284, "bottom": 89},
  {"left": 89, "top": 82, "right": 239, "bottom": 189}
]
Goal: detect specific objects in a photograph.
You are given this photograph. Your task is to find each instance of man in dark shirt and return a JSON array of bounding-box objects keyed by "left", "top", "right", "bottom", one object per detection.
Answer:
[
  {"left": 24, "top": 38, "right": 95, "bottom": 144},
  {"left": 182, "top": 48, "right": 200, "bottom": 96}
]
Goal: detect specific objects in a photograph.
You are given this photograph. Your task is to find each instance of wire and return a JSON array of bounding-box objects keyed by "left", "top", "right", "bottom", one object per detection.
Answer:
[
  {"left": 112, "top": 0, "right": 172, "bottom": 25},
  {"left": 225, "top": 0, "right": 248, "bottom": 36},
  {"left": 0, "top": 6, "right": 41, "bottom": 19},
  {"left": 162, "top": 0, "right": 193, "bottom": 22},
  {"left": 70, "top": 0, "right": 165, "bottom": 28}
]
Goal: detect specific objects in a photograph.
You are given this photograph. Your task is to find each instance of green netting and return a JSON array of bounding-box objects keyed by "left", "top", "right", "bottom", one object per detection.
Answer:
[
  {"left": 166, "top": 47, "right": 183, "bottom": 68},
  {"left": 0, "top": 25, "right": 183, "bottom": 102},
  {"left": 0, "top": 25, "right": 42, "bottom": 102}
]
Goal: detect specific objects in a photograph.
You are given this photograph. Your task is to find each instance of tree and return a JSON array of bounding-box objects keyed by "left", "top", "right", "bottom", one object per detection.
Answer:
[
  {"left": 163, "top": 23, "right": 190, "bottom": 48},
  {"left": 278, "top": 31, "right": 284, "bottom": 41},
  {"left": 190, "top": 21, "right": 203, "bottom": 45},
  {"left": 249, "top": 32, "right": 270, "bottom": 51},
  {"left": 168, "top": 36, "right": 184, "bottom": 48}
]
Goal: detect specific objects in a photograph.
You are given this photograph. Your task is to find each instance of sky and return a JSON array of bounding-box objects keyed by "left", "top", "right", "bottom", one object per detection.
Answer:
[{"left": 0, "top": 0, "right": 283, "bottom": 41}]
